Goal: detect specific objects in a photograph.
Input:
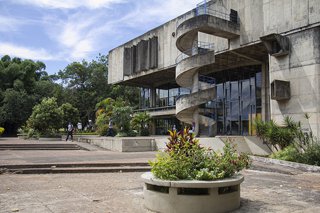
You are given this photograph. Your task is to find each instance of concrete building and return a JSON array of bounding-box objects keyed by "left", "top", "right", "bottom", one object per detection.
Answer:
[{"left": 108, "top": 0, "right": 320, "bottom": 137}]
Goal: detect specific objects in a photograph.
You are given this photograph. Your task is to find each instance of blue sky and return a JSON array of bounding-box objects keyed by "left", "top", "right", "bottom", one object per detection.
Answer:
[{"left": 0, "top": 0, "right": 197, "bottom": 75}]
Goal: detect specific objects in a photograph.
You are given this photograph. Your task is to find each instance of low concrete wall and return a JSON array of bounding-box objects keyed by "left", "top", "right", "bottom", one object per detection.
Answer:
[
  {"left": 218, "top": 136, "right": 271, "bottom": 156},
  {"left": 155, "top": 136, "right": 271, "bottom": 155},
  {"left": 76, "top": 136, "right": 157, "bottom": 152},
  {"left": 74, "top": 135, "right": 271, "bottom": 155}
]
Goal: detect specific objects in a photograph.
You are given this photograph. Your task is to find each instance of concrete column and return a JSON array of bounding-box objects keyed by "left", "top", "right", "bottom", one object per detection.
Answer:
[
  {"left": 150, "top": 119, "right": 156, "bottom": 135},
  {"left": 261, "top": 62, "right": 270, "bottom": 121},
  {"left": 193, "top": 108, "right": 199, "bottom": 136},
  {"left": 192, "top": 72, "right": 199, "bottom": 93},
  {"left": 192, "top": 71, "right": 200, "bottom": 136},
  {"left": 150, "top": 87, "right": 157, "bottom": 108}
]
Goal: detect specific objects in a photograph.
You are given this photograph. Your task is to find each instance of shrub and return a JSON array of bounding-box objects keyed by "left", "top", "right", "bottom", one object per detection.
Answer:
[
  {"left": 271, "top": 143, "right": 320, "bottom": 166},
  {"left": 270, "top": 144, "right": 301, "bottom": 162},
  {"left": 149, "top": 128, "right": 251, "bottom": 181},
  {"left": 96, "top": 124, "right": 109, "bottom": 136},
  {"left": 131, "top": 112, "right": 151, "bottom": 136},
  {"left": 26, "top": 97, "right": 63, "bottom": 135},
  {"left": 301, "top": 143, "right": 320, "bottom": 166},
  {"left": 0, "top": 127, "right": 4, "bottom": 136},
  {"left": 256, "top": 115, "right": 320, "bottom": 166},
  {"left": 60, "top": 103, "right": 80, "bottom": 128}
]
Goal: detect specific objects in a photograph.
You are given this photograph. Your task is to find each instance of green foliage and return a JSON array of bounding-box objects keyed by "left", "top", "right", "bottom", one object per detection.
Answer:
[
  {"left": 301, "top": 143, "right": 320, "bottom": 166},
  {"left": 0, "top": 89, "right": 35, "bottom": 134},
  {"left": 149, "top": 129, "right": 251, "bottom": 180},
  {"left": 131, "top": 112, "right": 151, "bottom": 136},
  {"left": 0, "top": 54, "right": 139, "bottom": 136},
  {"left": 26, "top": 128, "right": 40, "bottom": 139},
  {"left": 259, "top": 115, "right": 320, "bottom": 166},
  {"left": 96, "top": 124, "right": 109, "bottom": 136},
  {"left": 271, "top": 145, "right": 301, "bottom": 162},
  {"left": 255, "top": 117, "right": 299, "bottom": 151},
  {"left": 112, "top": 105, "right": 133, "bottom": 133},
  {"left": 60, "top": 103, "right": 80, "bottom": 128},
  {"left": 0, "top": 127, "right": 4, "bottom": 136},
  {"left": 271, "top": 143, "right": 320, "bottom": 166},
  {"left": 95, "top": 98, "right": 127, "bottom": 136},
  {"left": 26, "top": 97, "right": 63, "bottom": 135},
  {"left": 0, "top": 55, "right": 58, "bottom": 135}
]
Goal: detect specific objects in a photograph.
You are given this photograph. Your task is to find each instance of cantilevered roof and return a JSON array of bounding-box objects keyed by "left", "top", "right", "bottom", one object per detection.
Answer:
[{"left": 117, "top": 42, "right": 268, "bottom": 89}]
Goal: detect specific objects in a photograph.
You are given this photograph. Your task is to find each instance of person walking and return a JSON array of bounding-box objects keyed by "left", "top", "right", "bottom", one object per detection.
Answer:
[
  {"left": 106, "top": 119, "right": 114, "bottom": 137},
  {"left": 66, "top": 122, "right": 74, "bottom": 141}
]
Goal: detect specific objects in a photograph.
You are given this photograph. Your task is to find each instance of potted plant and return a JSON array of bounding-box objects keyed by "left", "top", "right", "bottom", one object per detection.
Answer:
[{"left": 142, "top": 128, "right": 250, "bottom": 213}]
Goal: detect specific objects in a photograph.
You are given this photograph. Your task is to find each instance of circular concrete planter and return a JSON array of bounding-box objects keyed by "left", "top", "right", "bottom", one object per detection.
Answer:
[{"left": 141, "top": 172, "right": 244, "bottom": 213}]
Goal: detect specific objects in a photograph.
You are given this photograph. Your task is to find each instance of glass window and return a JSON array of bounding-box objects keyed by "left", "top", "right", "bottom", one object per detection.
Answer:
[{"left": 200, "top": 66, "right": 262, "bottom": 136}]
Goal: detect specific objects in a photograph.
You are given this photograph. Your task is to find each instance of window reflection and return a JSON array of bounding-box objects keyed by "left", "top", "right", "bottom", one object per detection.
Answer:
[{"left": 201, "top": 65, "right": 262, "bottom": 136}]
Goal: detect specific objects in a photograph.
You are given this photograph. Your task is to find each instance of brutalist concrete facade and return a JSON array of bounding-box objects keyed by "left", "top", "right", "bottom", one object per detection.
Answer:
[{"left": 108, "top": 0, "right": 320, "bottom": 137}]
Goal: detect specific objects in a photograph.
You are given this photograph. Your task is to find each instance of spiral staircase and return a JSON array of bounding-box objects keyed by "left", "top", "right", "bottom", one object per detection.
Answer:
[{"left": 175, "top": 7, "right": 240, "bottom": 136}]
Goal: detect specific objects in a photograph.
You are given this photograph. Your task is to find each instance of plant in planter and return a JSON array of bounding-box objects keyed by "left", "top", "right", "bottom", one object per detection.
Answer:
[
  {"left": 150, "top": 128, "right": 250, "bottom": 180},
  {"left": 142, "top": 128, "right": 251, "bottom": 213}
]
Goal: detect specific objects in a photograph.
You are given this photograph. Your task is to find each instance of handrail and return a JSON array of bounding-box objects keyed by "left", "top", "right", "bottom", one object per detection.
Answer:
[
  {"left": 175, "top": 41, "right": 214, "bottom": 64},
  {"left": 176, "top": 2, "right": 239, "bottom": 30},
  {"left": 134, "top": 106, "right": 176, "bottom": 113}
]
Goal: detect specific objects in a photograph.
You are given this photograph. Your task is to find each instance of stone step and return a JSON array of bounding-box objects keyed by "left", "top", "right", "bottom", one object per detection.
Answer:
[
  {"left": 0, "top": 162, "right": 149, "bottom": 169},
  {"left": 1, "top": 165, "right": 151, "bottom": 174},
  {"left": 0, "top": 162, "right": 151, "bottom": 174},
  {"left": 0, "top": 144, "right": 86, "bottom": 150}
]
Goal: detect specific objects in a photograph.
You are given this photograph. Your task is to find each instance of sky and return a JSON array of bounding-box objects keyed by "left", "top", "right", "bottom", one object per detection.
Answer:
[{"left": 0, "top": 0, "right": 198, "bottom": 75}]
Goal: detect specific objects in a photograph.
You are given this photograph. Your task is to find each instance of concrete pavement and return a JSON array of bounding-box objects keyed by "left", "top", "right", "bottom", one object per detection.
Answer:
[{"left": 0, "top": 137, "right": 320, "bottom": 212}]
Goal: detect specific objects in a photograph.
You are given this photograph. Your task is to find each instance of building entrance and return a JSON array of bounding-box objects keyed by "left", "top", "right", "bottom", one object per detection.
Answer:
[{"left": 200, "top": 65, "right": 262, "bottom": 136}]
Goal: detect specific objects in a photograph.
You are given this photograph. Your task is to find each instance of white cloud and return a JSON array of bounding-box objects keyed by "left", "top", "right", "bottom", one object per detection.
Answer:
[
  {"left": 47, "top": 12, "right": 102, "bottom": 60},
  {"left": 117, "top": 0, "right": 197, "bottom": 27},
  {"left": 0, "top": 43, "right": 55, "bottom": 61},
  {"left": 4, "top": 0, "right": 198, "bottom": 62},
  {"left": 0, "top": 15, "right": 21, "bottom": 32},
  {"left": 13, "top": 0, "right": 126, "bottom": 9}
]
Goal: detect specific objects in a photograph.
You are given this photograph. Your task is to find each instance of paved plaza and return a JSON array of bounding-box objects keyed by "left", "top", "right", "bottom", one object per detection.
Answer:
[{"left": 0, "top": 137, "right": 320, "bottom": 212}]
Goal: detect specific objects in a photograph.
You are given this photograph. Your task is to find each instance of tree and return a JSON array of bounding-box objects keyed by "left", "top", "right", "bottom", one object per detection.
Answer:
[
  {"left": 57, "top": 54, "right": 140, "bottom": 127},
  {"left": 131, "top": 112, "right": 151, "bottom": 136},
  {"left": 0, "top": 55, "right": 58, "bottom": 135},
  {"left": 111, "top": 106, "right": 133, "bottom": 135},
  {"left": 0, "top": 89, "right": 35, "bottom": 135},
  {"left": 60, "top": 103, "right": 80, "bottom": 128},
  {"left": 57, "top": 55, "right": 112, "bottom": 126},
  {"left": 26, "top": 97, "right": 63, "bottom": 135}
]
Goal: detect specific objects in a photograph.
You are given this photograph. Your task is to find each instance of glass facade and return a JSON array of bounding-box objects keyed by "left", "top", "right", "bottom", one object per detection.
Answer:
[
  {"left": 201, "top": 66, "right": 262, "bottom": 135},
  {"left": 139, "top": 87, "right": 190, "bottom": 109},
  {"left": 154, "top": 117, "right": 187, "bottom": 135},
  {"left": 139, "top": 66, "right": 262, "bottom": 136}
]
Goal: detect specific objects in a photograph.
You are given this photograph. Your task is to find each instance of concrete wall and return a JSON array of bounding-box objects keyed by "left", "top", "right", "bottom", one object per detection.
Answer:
[
  {"left": 269, "top": 27, "right": 320, "bottom": 137},
  {"left": 108, "top": 18, "right": 182, "bottom": 83},
  {"left": 108, "top": 0, "right": 320, "bottom": 84}
]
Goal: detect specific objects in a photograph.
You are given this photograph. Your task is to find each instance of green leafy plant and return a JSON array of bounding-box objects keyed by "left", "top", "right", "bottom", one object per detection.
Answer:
[
  {"left": 0, "top": 127, "right": 4, "bottom": 136},
  {"left": 26, "top": 97, "right": 63, "bottom": 136},
  {"left": 258, "top": 115, "right": 320, "bottom": 166},
  {"left": 131, "top": 112, "right": 151, "bottom": 136},
  {"left": 149, "top": 128, "right": 251, "bottom": 181}
]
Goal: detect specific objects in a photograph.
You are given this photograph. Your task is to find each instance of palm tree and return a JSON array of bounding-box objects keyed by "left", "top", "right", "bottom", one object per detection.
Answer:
[{"left": 131, "top": 112, "right": 151, "bottom": 136}]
